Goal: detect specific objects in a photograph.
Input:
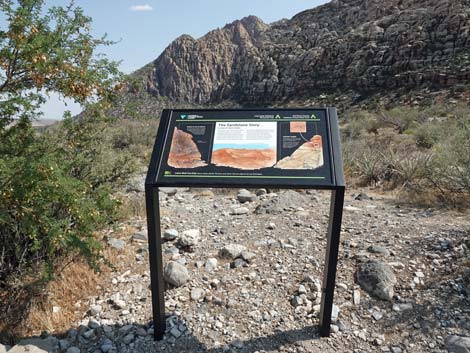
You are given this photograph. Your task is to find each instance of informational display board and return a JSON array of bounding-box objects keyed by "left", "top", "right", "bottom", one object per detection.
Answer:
[
  {"left": 151, "top": 109, "right": 342, "bottom": 189},
  {"left": 145, "top": 108, "right": 345, "bottom": 341}
]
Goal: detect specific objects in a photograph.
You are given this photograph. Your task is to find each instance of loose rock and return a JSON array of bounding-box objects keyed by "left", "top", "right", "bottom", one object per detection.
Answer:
[
  {"left": 356, "top": 260, "right": 396, "bottom": 301},
  {"left": 164, "top": 261, "right": 190, "bottom": 287}
]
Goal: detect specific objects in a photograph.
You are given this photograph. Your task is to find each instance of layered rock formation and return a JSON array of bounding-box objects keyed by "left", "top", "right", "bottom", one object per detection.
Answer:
[
  {"left": 167, "top": 128, "right": 207, "bottom": 168},
  {"left": 211, "top": 148, "right": 276, "bottom": 170},
  {"left": 139, "top": 0, "right": 470, "bottom": 106},
  {"left": 275, "top": 135, "right": 324, "bottom": 170}
]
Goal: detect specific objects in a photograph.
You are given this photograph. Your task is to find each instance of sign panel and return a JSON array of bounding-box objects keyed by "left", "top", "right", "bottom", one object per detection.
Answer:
[
  {"left": 145, "top": 107, "right": 345, "bottom": 340},
  {"left": 152, "top": 109, "right": 340, "bottom": 188}
]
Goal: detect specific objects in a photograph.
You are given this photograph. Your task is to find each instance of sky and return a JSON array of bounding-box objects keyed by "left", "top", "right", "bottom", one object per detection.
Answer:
[{"left": 40, "top": 0, "right": 328, "bottom": 119}]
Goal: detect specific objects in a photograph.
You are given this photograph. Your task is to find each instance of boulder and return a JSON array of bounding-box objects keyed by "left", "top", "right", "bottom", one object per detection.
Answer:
[
  {"left": 178, "top": 229, "right": 200, "bottom": 247},
  {"left": 164, "top": 261, "right": 189, "bottom": 287},
  {"left": 445, "top": 335, "right": 470, "bottom": 353},
  {"left": 219, "top": 244, "right": 247, "bottom": 260},
  {"left": 356, "top": 260, "right": 396, "bottom": 301}
]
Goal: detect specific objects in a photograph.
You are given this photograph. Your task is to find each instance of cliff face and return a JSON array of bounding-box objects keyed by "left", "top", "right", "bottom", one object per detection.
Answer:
[{"left": 141, "top": 0, "right": 470, "bottom": 106}]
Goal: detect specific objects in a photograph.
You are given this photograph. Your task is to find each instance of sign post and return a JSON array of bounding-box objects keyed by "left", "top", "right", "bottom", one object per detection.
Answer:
[{"left": 145, "top": 108, "right": 345, "bottom": 341}]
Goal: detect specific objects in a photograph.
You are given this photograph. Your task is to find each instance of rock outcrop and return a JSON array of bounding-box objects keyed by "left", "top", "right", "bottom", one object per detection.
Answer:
[
  {"left": 139, "top": 0, "right": 470, "bottom": 106},
  {"left": 167, "top": 128, "right": 207, "bottom": 168}
]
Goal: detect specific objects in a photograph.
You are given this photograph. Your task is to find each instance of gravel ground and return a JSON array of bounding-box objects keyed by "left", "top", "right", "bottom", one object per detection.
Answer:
[{"left": 5, "top": 188, "right": 470, "bottom": 353}]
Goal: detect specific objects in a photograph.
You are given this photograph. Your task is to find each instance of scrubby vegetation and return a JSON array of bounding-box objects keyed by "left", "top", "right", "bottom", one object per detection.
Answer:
[
  {"left": 341, "top": 104, "right": 470, "bottom": 206},
  {"left": 0, "top": 0, "right": 138, "bottom": 333}
]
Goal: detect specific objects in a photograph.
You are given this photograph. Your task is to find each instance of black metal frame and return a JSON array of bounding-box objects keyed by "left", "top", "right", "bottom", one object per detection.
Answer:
[{"left": 145, "top": 108, "right": 345, "bottom": 341}]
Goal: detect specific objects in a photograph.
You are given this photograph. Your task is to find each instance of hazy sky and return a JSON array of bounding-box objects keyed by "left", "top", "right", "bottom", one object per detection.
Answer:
[{"left": 40, "top": 0, "right": 328, "bottom": 119}]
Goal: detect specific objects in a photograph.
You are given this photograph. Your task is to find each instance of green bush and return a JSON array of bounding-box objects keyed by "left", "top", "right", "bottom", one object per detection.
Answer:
[
  {"left": 0, "top": 117, "right": 136, "bottom": 288},
  {"left": 426, "top": 116, "right": 470, "bottom": 196}
]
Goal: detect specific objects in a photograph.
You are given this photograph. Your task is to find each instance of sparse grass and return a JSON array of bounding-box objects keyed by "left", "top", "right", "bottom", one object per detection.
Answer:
[
  {"left": 0, "top": 223, "right": 140, "bottom": 341},
  {"left": 341, "top": 103, "right": 470, "bottom": 207}
]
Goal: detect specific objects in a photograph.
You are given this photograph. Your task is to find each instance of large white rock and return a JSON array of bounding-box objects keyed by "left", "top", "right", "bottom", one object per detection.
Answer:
[
  {"left": 178, "top": 229, "right": 200, "bottom": 247},
  {"left": 219, "top": 244, "right": 247, "bottom": 260},
  {"left": 164, "top": 261, "right": 189, "bottom": 287}
]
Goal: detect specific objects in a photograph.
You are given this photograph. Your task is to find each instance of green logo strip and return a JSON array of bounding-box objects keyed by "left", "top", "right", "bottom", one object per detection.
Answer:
[{"left": 164, "top": 174, "right": 325, "bottom": 180}]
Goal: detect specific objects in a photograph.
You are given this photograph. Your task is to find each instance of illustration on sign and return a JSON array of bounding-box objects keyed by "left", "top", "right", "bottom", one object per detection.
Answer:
[{"left": 212, "top": 122, "right": 277, "bottom": 170}]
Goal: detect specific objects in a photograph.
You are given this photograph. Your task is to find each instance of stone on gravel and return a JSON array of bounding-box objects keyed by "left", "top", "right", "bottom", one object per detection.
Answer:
[
  {"left": 256, "top": 188, "right": 267, "bottom": 196},
  {"left": 219, "top": 244, "right": 247, "bottom": 259},
  {"left": 164, "top": 261, "right": 189, "bottom": 287},
  {"left": 232, "top": 258, "right": 247, "bottom": 268},
  {"left": 255, "top": 190, "right": 307, "bottom": 214},
  {"left": 89, "top": 304, "right": 102, "bottom": 316},
  {"left": 445, "top": 335, "right": 470, "bottom": 353},
  {"left": 88, "top": 319, "right": 100, "bottom": 329},
  {"left": 356, "top": 260, "right": 396, "bottom": 301},
  {"left": 372, "top": 310, "right": 383, "bottom": 321},
  {"left": 205, "top": 258, "right": 218, "bottom": 272},
  {"left": 122, "top": 333, "right": 135, "bottom": 345},
  {"left": 367, "top": 245, "right": 390, "bottom": 256},
  {"left": 298, "top": 284, "right": 307, "bottom": 294},
  {"left": 170, "top": 326, "right": 183, "bottom": 338},
  {"left": 237, "top": 189, "right": 257, "bottom": 203},
  {"left": 66, "top": 348, "right": 81, "bottom": 353},
  {"left": 113, "top": 299, "right": 126, "bottom": 309},
  {"left": 240, "top": 250, "right": 256, "bottom": 262},
  {"left": 163, "top": 229, "right": 179, "bottom": 241},
  {"left": 178, "top": 229, "right": 200, "bottom": 247},
  {"left": 107, "top": 237, "right": 126, "bottom": 249},
  {"left": 160, "top": 187, "right": 178, "bottom": 196},
  {"left": 392, "top": 303, "right": 413, "bottom": 312},
  {"left": 353, "top": 289, "right": 361, "bottom": 305},
  {"left": 231, "top": 207, "right": 250, "bottom": 215},
  {"left": 10, "top": 338, "right": 55, "bottom": 353},
  {"left": 190, "top": 288, "right": 204, "bottom": 301},
  {"left": 132, "top": 230, "right": 147, "bottom": 242},
  {"left": 9, "top": 345, "right": 47, "bottom": 353},
  {"left": 101, "top": 344, "right": 113, "bottom": 353},
  {"left": 58, "top": 339, "right": 70, "bottom": 351}
]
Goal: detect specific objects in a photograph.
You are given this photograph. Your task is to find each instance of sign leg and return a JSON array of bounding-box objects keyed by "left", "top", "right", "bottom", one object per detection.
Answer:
[
  {"left": 145, "top": 185, "right": 166, "bottom": 340},
  {"left": 319, "top": 187, "right": 345, "bottom": 337}
]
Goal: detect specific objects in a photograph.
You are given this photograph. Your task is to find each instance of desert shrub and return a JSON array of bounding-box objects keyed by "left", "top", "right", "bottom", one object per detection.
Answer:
[
  {"left": 413, "top": 122, "right": 441, "bottom": 149},
  {"left": 425, "top": 117, "right": 470, "bottom": 197},
  {"left": 354, "top": 148, "right": 385, "bottom": 185},
  {"left": 377, "top": 107, "right": 425, "bottom": 134},
  {"left": 381, "top": 149, "right": 432, "bottom": 188},
  {"left": 0, "top": 119, "right": 123, "bottom": 287},
  {"left": 106, "top": 119, "right": 160, "bottom": 163}
]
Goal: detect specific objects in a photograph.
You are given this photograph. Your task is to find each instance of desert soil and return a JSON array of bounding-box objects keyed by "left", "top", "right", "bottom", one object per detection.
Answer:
[{"left": 5, "top": 187, "right": 470, "bottom": 353}]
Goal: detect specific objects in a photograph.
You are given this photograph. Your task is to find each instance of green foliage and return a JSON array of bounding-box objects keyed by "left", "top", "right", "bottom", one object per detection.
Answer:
[
  {"left": 0, "top": 121, "right": 111, "bottom": 285},
  {"left": 0, "top": 0, "right": 122, "bottom": 124},
  {"left": 0, "top": 1, "right": 129, "bottom": 288},
  {"left": 342, "top": 104, "right": 470, "bottom": 205},
  {"left": 426, "top": 116, "right": 470, "bottom": 195}
]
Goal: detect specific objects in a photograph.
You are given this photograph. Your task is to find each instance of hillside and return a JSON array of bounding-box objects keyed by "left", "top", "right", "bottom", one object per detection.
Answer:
[{"left": 120, "top": 0, "right": 470, "bottom": 113}]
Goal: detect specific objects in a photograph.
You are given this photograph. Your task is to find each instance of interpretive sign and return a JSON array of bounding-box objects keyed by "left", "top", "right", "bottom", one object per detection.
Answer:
[
  {"left": 152, "top": 109, "right": 340, "bottom": 188},
  {"left": 145, "top": 108, "right": 345, "bottom": 340}
]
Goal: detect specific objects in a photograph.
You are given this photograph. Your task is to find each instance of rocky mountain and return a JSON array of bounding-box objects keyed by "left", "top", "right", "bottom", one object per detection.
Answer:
[{"left": 131, "top": 0, "right": 470, "bottom": 109}]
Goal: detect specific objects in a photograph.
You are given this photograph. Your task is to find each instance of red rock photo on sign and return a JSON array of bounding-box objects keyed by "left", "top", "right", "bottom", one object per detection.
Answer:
[
  {"left": 275, "top": 135, "right": 324, "bottom": 170},
  {"left": 211, "top": 148, "right": 276, "bottom": 170},
  {"left": 167, "top": 128, "right": 207, "bottom": 168}
]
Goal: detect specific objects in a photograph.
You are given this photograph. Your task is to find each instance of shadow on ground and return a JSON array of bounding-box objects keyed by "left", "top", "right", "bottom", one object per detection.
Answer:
[{"left": 3, "top": 321, "right": 323, "bottom": 353}]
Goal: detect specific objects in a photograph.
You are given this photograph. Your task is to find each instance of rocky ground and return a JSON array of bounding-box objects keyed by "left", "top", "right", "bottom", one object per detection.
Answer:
[{"left": 3, "top": 187, "right": 469, "bottom": 353}]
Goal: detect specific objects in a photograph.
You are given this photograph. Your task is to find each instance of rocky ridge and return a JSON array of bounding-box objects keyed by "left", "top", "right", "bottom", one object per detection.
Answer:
[{"left": 137, "top": 0, "right": 470, "bottom": 107}]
